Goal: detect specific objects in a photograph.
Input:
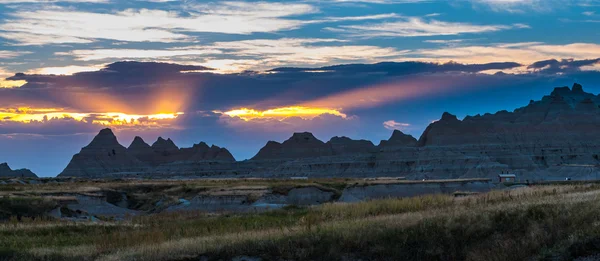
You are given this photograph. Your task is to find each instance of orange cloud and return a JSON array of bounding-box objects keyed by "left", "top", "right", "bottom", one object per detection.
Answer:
[
  {"left": 0, "top": 79, "right": 27, "bottom": 88},
  {"left": 0, "top": 107, "right": 183, "bottom": 127},
  {"left": 216, "top": 106, "right": 347, "bottom": 121}
]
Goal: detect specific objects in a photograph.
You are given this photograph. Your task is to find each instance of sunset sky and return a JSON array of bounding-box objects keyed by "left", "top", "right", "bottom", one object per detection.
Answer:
[{"left": 1, "top": 0, "right": 600, "bottom": 176}]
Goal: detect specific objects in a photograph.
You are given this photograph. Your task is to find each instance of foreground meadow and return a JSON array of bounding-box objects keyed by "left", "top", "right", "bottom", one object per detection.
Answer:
[{"left": 2, "top": 183, "right": 600, "bottom": 261}]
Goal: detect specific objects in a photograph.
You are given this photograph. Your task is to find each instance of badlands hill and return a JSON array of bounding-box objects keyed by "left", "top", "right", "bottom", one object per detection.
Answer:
[
  {"left": 59, "top": 129, "right": 235, "bottom": 177},
  {"left": 58, "top": 83, "right": 600, "bottom": 180},
  {"left": 0, "top": 163, "right": 37, "bottom": 178}
]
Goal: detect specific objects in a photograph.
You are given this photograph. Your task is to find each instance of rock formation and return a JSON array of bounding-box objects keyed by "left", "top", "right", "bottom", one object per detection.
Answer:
[
  {"left": 328, "top": 136, "right": 376, "bottom": 155},
  {"left": 252, "top": 132, "right": 333, "bottom": 160},
  {"left": 59, "top": 129, "right": 148, "bottom": 177},
  {"left": 60, "top": 129, "right": 236, "bottom": 177},
  {"left": 378, "top": 130, "right": 418, "bottom": 149},
  {"left": 247, "top": 83, "right": 600, "bottom": 180},
  {"left": 0, "top": 163, "right": 38, "bottom": 178},
  {"left": 57, "top": 83, "right": 600, "bottom": 181}
]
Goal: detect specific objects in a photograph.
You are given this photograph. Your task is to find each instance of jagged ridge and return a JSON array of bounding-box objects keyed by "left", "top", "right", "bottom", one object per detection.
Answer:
[{"left": 57, "top": 83, "right": 600, "bottom": 180}]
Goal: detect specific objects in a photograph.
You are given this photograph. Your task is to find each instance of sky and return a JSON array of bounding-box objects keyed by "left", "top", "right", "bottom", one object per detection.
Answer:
[{"left": 1, "top": 0, "right": 600, "bottom": 176}]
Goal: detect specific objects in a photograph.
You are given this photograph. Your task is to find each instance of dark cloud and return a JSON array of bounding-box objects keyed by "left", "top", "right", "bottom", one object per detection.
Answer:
[
  {"left": 527, "top": 58, "right": 600, "bottom": 74},
  {"left": 270, "top": 61, "right": 522, "bottom": 75},
  {"left": 0, "top": 60, "right": 524, "bottom": 113},
  {"left": 3, "top": 59, "right": 600, "bottom": 176}
]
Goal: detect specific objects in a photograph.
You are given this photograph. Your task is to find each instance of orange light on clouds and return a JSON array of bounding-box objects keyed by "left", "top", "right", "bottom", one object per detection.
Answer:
[
  {"left": 217, "top": 106, "right": 347, "bottom": 121},
  {"left": 0, "top": 107, "right": 184, "bottom": 126},
  {"left": 31, "top": 65, "right": 102, "bottom": 76},
  {"left": 301, "top": 76, "right": 474, "bottom": 110},
  {"left": 0, "top": 79, "right": 27, "bottom": 88}
]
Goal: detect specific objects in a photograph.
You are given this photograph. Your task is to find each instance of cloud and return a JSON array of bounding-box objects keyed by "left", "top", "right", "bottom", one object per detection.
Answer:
[
  {"left": 319, "top": 13, "right": 401, "bottom": 22},
  {"left": 0, "top": 0, "right": 107, "bottom": 3},
  {"left": 209, "top": 38, "right": 404, "bottom": 69},
  {"left": 410, "top": 42, "right": 600, "bottom": 69},
  {"left": 470, "top": 0, "right": 547, "bottom": 12},
  {"left": 269, "top": 61, "right": 522, "bottom": 74},
  {"left": 0, "top": 2, "right": 317, "bottom": 45},
  {"left": 0, "top": 106, "right": 187, "bottom": 138},
  {"left": 187, "top": 1, "right": 317, "bottom": 17},
  {"left": 58, "top": 38, "right": 406, "bottom": 71},
  {"left": 325, "top": 17, "right": 522, "bottom": 38},
  {"left": 217, "top": 112, "right": 357, "bottom": 134},
  {"left": 527, "top": 58, "right": 600, "bottom": 73},
  {"left": 0, "top": 68, "right": 27, "bottom": 88},
  {"left": 0, "top": 51, "right": 30, "bottom": 59},
  {"left": 27, "top": 65, "right": 104, "bottom": 75},
  {"left": 215, "top": 106, "right": 348, "bottom": 121},
  {"left": 328, "top": 0, "right": 427, "bottom": 3},
  {"left": 58, "top": 48, "right": 222, "bottom": 61},
  {"left": 383, "top": 120, "right": 410, "bottom": 130},
  {"left": 470, "top": 0, "right": 597, "bottom": 12}
]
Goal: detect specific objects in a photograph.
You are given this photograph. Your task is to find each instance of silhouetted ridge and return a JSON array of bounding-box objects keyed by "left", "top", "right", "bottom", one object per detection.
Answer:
[
  {"left": 57, "top": 83, "right": 600, "bottom": 180},
  {"left": 0, "top": 163, "right": 38, "bottom": 178}
]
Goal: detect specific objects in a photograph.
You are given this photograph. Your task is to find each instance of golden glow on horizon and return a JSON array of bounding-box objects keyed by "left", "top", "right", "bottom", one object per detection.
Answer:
[
  {"left": 32, "top": 65, "right": 101, "bottom": 76},
  {"left": 0, "top": 107, "right": 184, "bottom": 126},
  {"left": 218, "top": 106, "right": 347, "bottom": 121},
  {"left": 0, "top": 79, "right": 27, "bottom": 88}
]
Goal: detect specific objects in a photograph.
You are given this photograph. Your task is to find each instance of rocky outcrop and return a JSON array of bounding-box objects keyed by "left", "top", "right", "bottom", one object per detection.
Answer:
[
  {"left": 127, "top": 136, "right": 155, "bottom": 165},
  {"left": 379, "top": 130, "right": 418, "bottom": 149},
  {"left": 328, "top": 136, "right": 376, "bottom": 155},
  {"left": 152, "top": 137, "right": 179, "bottom": 155},
  {"left": 243, "top": 83, "right": 600, "bottom": 181},
  {"left": 129, "top": 136, "right": 236, "bottom": 167},
  {"left": 59, "top": 129, "right": 148, "bottom": 177},
  {"left": 0, "top": 163, "right": 38, "bottom": 178},
  {"left": 57, "top": 83, "right": 600, "bottom": 181},
  {"left": 60, "top": 129, "right": 236, "bottom": 177},
  {"left": 252, "top": 132, "right": 333, "bottom": 160}
]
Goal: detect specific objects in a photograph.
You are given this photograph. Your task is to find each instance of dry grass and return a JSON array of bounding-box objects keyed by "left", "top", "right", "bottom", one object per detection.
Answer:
[{"left": 2, "top": 183, "right": 600, "bottom": 261}]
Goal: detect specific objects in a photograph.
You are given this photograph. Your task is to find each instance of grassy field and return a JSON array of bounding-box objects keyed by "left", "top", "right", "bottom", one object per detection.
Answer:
[{"left": 1, "top": 182, "right": 600, "bottom": 260}]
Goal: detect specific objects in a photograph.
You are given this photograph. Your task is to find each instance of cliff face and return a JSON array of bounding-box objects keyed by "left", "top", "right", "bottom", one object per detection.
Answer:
[{"left": 0, "top": 163, "right": 38, "bottom": 178}]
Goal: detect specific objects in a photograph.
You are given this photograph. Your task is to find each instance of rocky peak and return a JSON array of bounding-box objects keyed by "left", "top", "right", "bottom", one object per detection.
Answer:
[
  {"left": 0, "top": 163, "right": 38, "bottom": 178},
  {"left": 551, "top": 86, "right": 572, "bottom": 97},
  {"left": 264, "top": 141, "right": 282, "bottom": 149},
  {"left": 192, "top": 142, "right": 210, "bottom": 150},
  {"left": 440, "top": 112, "right": 459, "bottom": 122},
  {"left": 572, "top": 83, "right": 584, "bottom": 93},
  {"left": 328, "top": 136, "right": 376, "bottom": 155},
  {"left": 152, "top": 137, "right": 179, "bottom": 151},
  {"left": 329, "top": 136, "right": 353, "bottom": 143},
  {"left": 0, "top": 163, "right": 11, "bottom": 172},
  {"left": 128, "top": 136, "right": 151, "bottom": 150},
  {"left": 543, "top": 83, "right": 598, "bottom": 108},
  {"left": 86, "top": 128, "right": 123, "bottom": 149},
  {"left": 252, "top": 132, "right": 332, "bottom": 160},
  {"left": 380, "top": 130, "right": 418, "bottom": 147},
  {"left": 284, "top": 132, "right": 324, "bottom": 145}
]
